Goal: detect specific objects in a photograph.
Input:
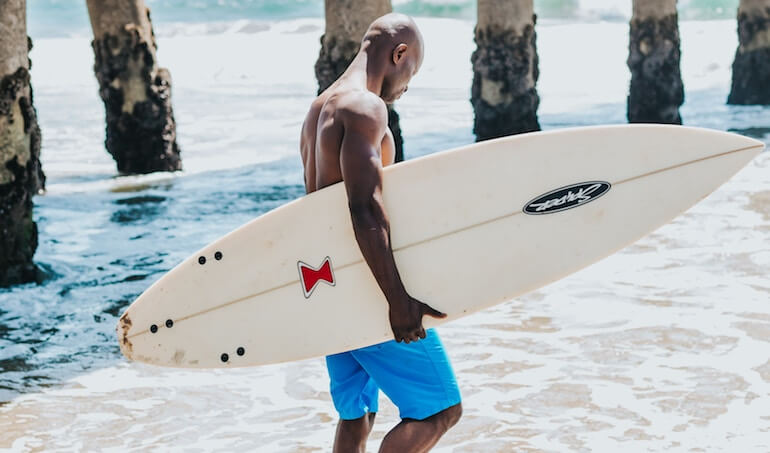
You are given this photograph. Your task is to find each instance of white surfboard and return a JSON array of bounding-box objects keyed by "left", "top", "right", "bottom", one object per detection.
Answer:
[{"left": 117, "top": 125, "right": 763, "bottom": 368}]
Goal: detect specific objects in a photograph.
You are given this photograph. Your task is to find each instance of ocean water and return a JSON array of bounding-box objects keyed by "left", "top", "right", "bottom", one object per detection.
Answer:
[
  {"left": 26, "top": 0, "right": 741, "bottom": 38},
  {"left": 1, "top": 8, "right": 770, "bottom": 453}
]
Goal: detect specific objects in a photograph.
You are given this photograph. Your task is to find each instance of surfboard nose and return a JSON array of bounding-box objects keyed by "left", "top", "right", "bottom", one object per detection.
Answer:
[
  {"left": 665, "top": 124, "right": 764, "bottom": 153},
  {"left": 711, "top": 128, "right": 765, "bottom": 151},
  {"left": 610, "top": 124, "right": 764, "bottom": 151},
  {"left": 741, "top": 135, "right": 765, "bottom": 149}
]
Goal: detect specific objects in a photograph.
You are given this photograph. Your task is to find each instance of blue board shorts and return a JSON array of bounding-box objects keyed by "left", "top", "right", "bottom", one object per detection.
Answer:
[{"left": 325, "top": 328, "right": 461, "bottom": 421}]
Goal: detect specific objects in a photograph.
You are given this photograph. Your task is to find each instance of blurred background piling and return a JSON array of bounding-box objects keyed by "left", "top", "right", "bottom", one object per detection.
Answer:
[
  {"left": 728, "top": 0, "right": 770, "bottom": 104},
  {"left": 627, "top": 0, "right": 684, "bottom": 123},
  {"left": 0, "top": 0, "right": 44, "bottom": 288},
  {"left": 86, "top": 0, "right": 182, "bottom": 175}
]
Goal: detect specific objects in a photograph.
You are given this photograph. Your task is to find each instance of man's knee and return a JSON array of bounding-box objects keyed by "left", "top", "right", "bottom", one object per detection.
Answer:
[
  {"left": 441, "top": 403, "right": 462, "bottom": 429},
  {"left": 430, "top": 403, "right": 462, "bottom": 432},
  {"left": 334, "top": 414, "right": 376, "bottom": 453},
  {"left": 338, "top": 412, "right": 376, "bottom": 438},
  {"left": 339, "top": 414, "right": 370, "bottom": 431}
]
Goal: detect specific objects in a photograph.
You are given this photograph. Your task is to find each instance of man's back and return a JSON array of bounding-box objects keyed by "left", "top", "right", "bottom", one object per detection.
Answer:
[{"left": 300, "top": 82, "right": 395, "bottom": 195}]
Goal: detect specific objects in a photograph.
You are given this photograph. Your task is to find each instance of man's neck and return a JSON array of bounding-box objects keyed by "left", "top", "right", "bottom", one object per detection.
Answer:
[{"left": 341, "top": 43, "right": 385, "bottom": 98}]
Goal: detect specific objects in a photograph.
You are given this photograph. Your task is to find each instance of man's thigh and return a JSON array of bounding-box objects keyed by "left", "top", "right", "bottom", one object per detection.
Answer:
[
  {"left": 351, "top": 328, "right": 461, "bottom": 420},
  {"left": 326, "top": 350, "right": 380, "bottom": 420}
]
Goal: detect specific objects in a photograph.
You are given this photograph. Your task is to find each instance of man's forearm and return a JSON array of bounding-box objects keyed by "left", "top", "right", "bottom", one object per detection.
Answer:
[{"left": 349, "top": 202, "right": 408, "bottom": 304}]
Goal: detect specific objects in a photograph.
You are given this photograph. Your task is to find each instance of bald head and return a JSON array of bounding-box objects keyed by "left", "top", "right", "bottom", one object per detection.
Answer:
[
  {"left": 363, "top": 13, "right": 423, "bottom": 48},
  {"left": 361, "top": 13, "right": 424, "bottom": 103}
]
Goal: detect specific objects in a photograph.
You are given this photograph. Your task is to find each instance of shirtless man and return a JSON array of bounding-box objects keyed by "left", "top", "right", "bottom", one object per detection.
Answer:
[{"left": 299, "top": 13, "right": 462, "bottom": 453}]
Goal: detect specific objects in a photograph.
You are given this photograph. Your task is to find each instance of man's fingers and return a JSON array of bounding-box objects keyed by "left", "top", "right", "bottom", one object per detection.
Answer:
[
  {"left": 397, "top": 329, "right": 426, "bottom": 343},
  {"left": 422, "top": 303, "right": 447, "bottom": 319}
]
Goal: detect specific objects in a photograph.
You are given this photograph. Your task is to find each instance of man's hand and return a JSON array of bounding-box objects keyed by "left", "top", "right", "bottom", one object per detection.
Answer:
[{"left": 388, "top": 295, "right": 447, "bottom": 343}]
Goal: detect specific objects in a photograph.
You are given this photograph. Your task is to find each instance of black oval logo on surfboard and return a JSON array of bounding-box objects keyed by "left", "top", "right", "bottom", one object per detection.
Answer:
[{"left": 523, "top": 181, "right": 611, "bottom": 215}]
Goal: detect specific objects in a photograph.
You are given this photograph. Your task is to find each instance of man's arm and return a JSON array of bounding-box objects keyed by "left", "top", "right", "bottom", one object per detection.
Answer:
[{"left": 338, "top": 97, "right": 445, "bottom": 343}]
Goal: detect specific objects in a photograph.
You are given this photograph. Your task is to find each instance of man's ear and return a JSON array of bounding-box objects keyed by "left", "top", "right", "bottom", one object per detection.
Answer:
[{"left": 392, "top": 43, "right": 408, "bottom": 64}]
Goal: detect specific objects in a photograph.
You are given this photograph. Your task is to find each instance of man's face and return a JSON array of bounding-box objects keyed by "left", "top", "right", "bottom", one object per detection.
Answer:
[{"left": 382, "top": 43, "right": 423, "bottom": 104}]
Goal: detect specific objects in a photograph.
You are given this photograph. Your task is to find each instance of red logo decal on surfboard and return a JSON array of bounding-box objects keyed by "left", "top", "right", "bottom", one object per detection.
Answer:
[{"left": 297, "top": 256, "right": 335, "bottom": 298}]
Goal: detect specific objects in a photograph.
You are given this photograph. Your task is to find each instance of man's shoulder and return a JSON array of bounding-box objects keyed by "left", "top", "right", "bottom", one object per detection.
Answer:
[{"left": 333, "top": 90, "right": 388, "bottom": 128}]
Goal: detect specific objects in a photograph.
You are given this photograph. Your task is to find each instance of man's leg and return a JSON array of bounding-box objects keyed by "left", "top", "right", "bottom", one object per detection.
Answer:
[
  {"left": 326, "top": 351, "right": 380, "bottom": 452},
  {"left": 349, "top": 329, "right": 463, "bottom": 452},
  {"left": 333, "top": 412, "right": 377, "bottom": 453},
  {"left": 378, "top": 403, "right": 462, "bottom": 453}
]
